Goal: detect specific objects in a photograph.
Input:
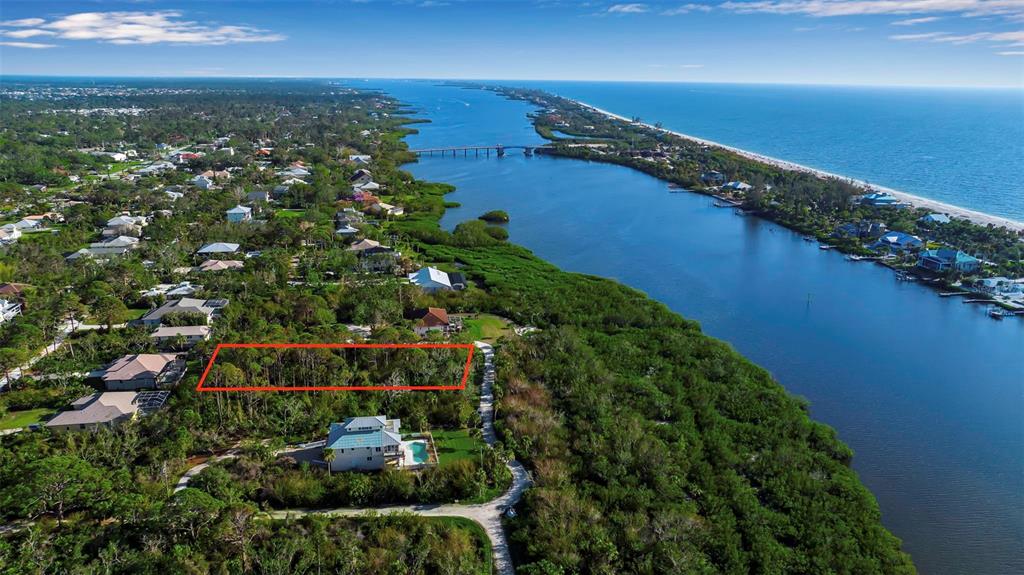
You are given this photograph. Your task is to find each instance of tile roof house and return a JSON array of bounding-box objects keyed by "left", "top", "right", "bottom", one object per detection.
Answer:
[
  {"left": 45, "top": 392, "right": 142, "bottom": 432},
  {"left": 412, "top": 307, "right": 450, "bottom": 336},
  {"left": 326, "top": 416, "right": 403, "bottom": 471},
  {"left": 918, "top": 249, "right": 981, "bottom": 274},
  {"left": 198, "top": 259, "right": 244, "bottom": 272},
  {"left": 98, "top": 353, "right": 185, "bottom": 390},
  {"left": 408, "top": 267, "right": 454, "bottom": 293}
]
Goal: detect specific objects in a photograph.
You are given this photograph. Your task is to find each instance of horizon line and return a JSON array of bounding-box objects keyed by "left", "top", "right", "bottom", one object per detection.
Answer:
[{"left": 1, "top": 73, "right": 1021, "bottom": 91}]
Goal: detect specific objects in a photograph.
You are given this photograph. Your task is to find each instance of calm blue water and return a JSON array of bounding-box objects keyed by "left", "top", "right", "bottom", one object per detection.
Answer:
[
  {"left": 507, "top": 81, "right": 1024, "bottom": 222},
  {"left": 364, "top": 80, "right": 1024, "bottom": 574}
]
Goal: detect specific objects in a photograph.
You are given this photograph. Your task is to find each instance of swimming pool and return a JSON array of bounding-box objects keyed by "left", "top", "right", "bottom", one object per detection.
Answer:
[{"left": 409, "top": 441, "right": 430, "bottom": 464}]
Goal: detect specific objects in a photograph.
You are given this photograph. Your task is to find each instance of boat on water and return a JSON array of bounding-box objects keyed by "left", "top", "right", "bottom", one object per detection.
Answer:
[
  {"left": 895, "top": 271, "right": 917, "bottom": 282},
  {"left": 819, "top": 244, "right": 834, "bottom": 250},
  {"left": 802, "top": 236, "right": 815, "bottom": 242},
  {"left": 712, "top": 201, "right": 734, "bottom": 207},
  {"left": 846, "top": 254, "right": 864, "bottom": 261},
  {"left": 988, "top": 306, "right": 1009, "bottom": 320}
]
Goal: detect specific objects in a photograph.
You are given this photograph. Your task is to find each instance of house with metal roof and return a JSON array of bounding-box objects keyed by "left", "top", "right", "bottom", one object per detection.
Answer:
[
  {"left": 326, "top": 416, "right": 404, "bottom": 471},
  {"left": 226, "top": 205, "right": 253, "bottom": 223},
  {"left": 408, "top": 267, "right": 453, "bottom": 293},
  {"left": 870, "top": 231, "right": 923, "bottom": 253},
  {"left": 918, "top": 249, "right": 981, "bottom": 274},
  {"left": 150, "top": 325, "right": 212, "bottom": 349},
  {"left": 137, "top": 297, "right": 225, "bottom": 327},
  {"left": 196, "top": 242, "right": 240, "bottom": 255}
]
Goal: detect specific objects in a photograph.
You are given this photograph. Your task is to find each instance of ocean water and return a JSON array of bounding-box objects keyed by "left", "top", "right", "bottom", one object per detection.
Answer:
[
  {"left": 508, "top": 81, "right": 1024, "bottom": 222},
  {"left": 363, "top": 79, "right": 1024, "bottom": 574}
]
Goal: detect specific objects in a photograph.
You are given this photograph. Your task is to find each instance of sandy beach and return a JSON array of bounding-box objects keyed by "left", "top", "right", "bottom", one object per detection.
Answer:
[{"left": 576, "top": 102, "right": 1024, "bottom": 233}]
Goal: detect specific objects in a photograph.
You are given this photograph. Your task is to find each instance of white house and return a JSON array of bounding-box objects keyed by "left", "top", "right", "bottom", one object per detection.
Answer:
[
  {"left": 919, "top": 213, "right": 952, "bottom": 225},
  {"left": 0, "top": 299, "right": 22, "bottom": 324},
  {"left": 326, "top": 416, "right": 403, "bottom": 472},
  {"left": 0, "top": 226, "right": 22, "bottom": 245},
  {"left": 408, "top": 267, "right": 453, "bottom": 293}
]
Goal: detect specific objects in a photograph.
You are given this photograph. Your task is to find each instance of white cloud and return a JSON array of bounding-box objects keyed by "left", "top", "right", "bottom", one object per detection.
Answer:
[
  {"left": 2, "top": 29, "right": 57, "bottom": 39},
  {"left": 0, "top": 11, "right": 285, "bottom": 46},
  {"left": 997, "top": 49, "right": 1024, "bottom": 53},
  {"left": 891, "top": 29, "right": 1024, "bottom": 45},
  {"left": 662, "top": 3, "right": 714, "bottom": 15},
  {"left": 720, "top": 0, "right": 1024, "bottom": 20},
  {"left": 679, "top": 63, "right": 705, "bottom": 67},
  {"left": 0, "top": 41, "right": 58, "bottom": 49},
  {"left": 0, "top": 18, "right": 46, "bottom": 27},
  {"left": 891, "top": 16, "right": 943, "bottom": 25},
  {"left": 608, "top": 3, "right": 650, "bottom": 13}
]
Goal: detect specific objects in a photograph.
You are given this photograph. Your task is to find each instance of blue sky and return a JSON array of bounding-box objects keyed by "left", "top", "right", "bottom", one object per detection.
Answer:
[{"left": 1, "top": 1, "right": 1022, "bottom": 88}]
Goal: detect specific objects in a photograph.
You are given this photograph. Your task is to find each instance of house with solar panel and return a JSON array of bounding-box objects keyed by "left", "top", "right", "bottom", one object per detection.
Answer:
[{"left": 326, "top": 416, "right": 404, "bottom": 471}]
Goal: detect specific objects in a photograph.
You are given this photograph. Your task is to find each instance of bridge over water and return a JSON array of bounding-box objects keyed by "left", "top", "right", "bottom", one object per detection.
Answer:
[{"left": 408, "top": 144, "right": 549, "bottom": 158}]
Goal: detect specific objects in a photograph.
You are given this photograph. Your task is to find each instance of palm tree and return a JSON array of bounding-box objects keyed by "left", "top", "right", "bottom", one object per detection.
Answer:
[{"left": 323, "top": 447, "right": 336, "bottom": 476}]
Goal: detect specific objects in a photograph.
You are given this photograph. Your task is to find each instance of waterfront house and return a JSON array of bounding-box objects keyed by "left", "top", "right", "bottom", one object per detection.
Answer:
[
  {"left": 225, "top": 205, "right": 252, "bottom": 223},
  {"left": 326, "top": 416, "right": 403, "bottom": 472},
  {"left": 701, "top": 171, "right": 726, "bottom": 185},
  {"left": 150, "top": 325, "right": 212, "bottom": 349},
  {"left": 97, "top": 353, "right": 185, "bottom": 391},
  {"left": 975, "top": 277, "right": 1024, "bottom": 296},
  {"left": 412, "top": 307, "right": 450, "bottom": 336},
  {"left": 723, "top": 181, "right": 753, "bottom": 192},
  {"left": 408, "top": 267, "right": 454, "bottom": 293},
  {"left": 45, "top": 392, "right": 141, "bottom": 432},
  {"left": 196, "top": 242, "right": 240, "bottom": 255},
  {"left": 859, "top": 192, "right": 900, "bottom": 207},
  {"left": 919, "top": 213, "right": 951, "bottom": 225},
  {"left": 138, "top": 297, "right": 225, "bottom": 327},
  {"left": 834, "top": 220, "right": 887, "bottom": 239},
  {"left": 918, "top": 249, "right": 981, "bottom": 274},
  {"left": 870, "top": 231, "right": 923, "bottom": 252}
]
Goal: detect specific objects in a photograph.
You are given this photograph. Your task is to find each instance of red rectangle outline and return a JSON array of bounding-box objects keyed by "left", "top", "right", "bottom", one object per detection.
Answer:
[{"left": 195, "top": 343, "right": 475, "bottom": 392}]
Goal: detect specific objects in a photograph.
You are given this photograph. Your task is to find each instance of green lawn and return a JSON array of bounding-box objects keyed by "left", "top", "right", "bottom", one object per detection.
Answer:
[
  {"left": 0, "top": 408, "right": 54, "bottom": 430},
  {"left": 461, "top": 314, "right": 510, "bottom": 343},
  {"left": 432, "top": 428, "right": 488, "bottom": 467},
  {"left": 274, "top": 209, "right": 306, "bottom": 219},
  {"left": 83, "top": 307, "right": 148, "bottom": 325}
]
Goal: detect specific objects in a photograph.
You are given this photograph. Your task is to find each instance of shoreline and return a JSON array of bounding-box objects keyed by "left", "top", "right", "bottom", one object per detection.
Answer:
[{"left": 574, "top": 101, "right": 1024, "bottom": 233}]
